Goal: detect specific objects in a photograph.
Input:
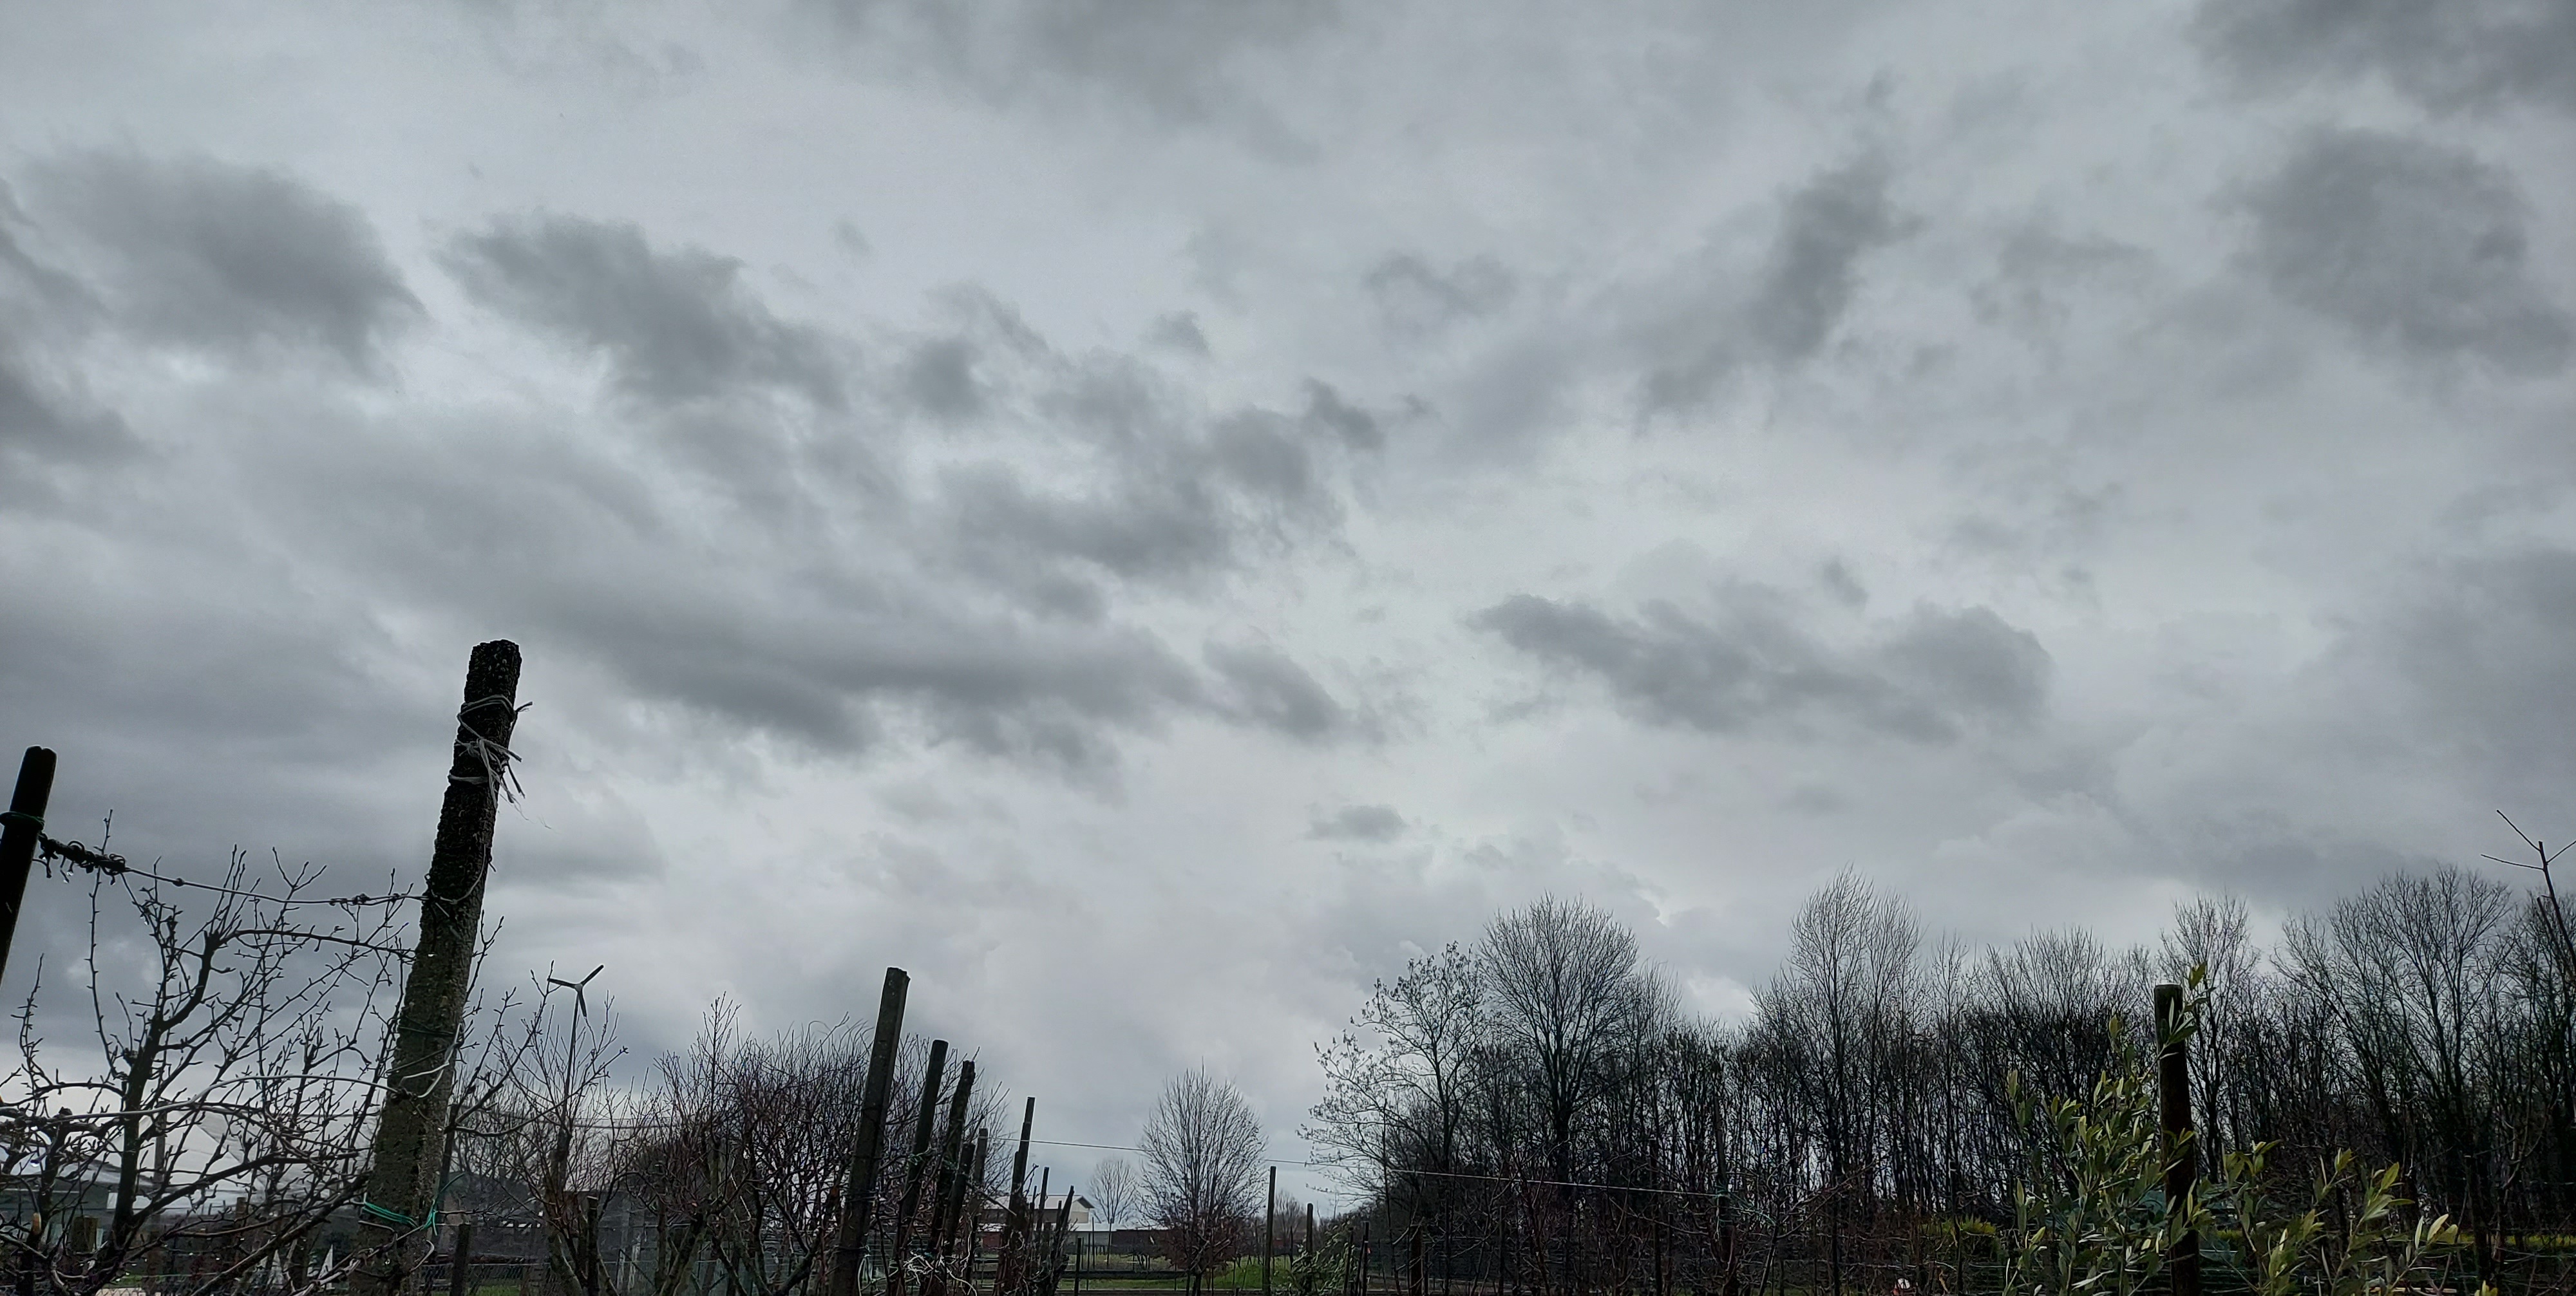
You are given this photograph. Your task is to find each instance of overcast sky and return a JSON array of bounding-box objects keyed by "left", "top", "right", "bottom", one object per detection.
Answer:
[{"left": 5, "top": 0, "right": 2574, "bottom": 1204}]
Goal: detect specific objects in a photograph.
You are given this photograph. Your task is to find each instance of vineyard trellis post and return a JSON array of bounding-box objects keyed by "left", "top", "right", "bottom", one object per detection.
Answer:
[
  {"left": 926, "top": 1064, "right": 979, "bottom": 1296},
  {"left": 888, "top": 1038, "right": 951, "bottom": 1296},
  {"left": 1264, "top": 1165, "right": 1276, "bottom": 1296},
  {"left": 355, "top": 639, "right": 527, "bottom": 1296},
  {"left": 449, "top": 1221, "right": 478, "bottom": 1296},
  {"left": 2154, "top": 982, "right": 2200, "bottom": 1296},
  {"left": 830, "top": 967, "right": 912, "bottom": 1296},
  {"left": 1005, "top": 1098, "right": 1037, "bottom": 1295},
  {"left": 0, "top": 744, "right": 59, "bottom": 981}
]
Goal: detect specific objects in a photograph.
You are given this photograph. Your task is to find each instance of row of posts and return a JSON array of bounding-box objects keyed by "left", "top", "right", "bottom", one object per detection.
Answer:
[{"left": 0, "top": 642, "right": 2210, "bottom": 1296}]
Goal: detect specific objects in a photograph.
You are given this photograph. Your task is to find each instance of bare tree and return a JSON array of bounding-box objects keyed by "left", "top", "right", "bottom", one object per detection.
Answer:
[
  {"left": 1, "top": 843, "right": 530, "bottom": 1296},
  {"left": 1479, "top": 897, "right": 1659, "bottom": 1188},
  {"left": 1088, "top": 1158, "right": 1137, "bottom": 1235},
  {"left": 1139, "top": 1069, "right": 1263, "bottom": 1295}
]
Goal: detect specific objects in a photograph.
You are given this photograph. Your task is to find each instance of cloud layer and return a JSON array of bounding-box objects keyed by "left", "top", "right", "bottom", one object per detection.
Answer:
[{"left": 3, "top": 0, "right": 2572, "bottom": 1190}]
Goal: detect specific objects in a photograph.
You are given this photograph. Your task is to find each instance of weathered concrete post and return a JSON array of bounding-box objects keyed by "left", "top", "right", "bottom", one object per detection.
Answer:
[
  {"left": 2155, "top": 982, "right": 2201, "bottom": 1296},
  {"left": 831, "top": 968, "right": 913, "bottom": 1296},
  {"left": 0, "top": 746, "right": 59, "bottom": 982},
  {"left": 1004, "top": 1098, "right": 1037, "bottom": 1295},
  {"left": 887, "top": 1040, "right": 951, "bottom": 1296},
  {"left": 355, "top": 641, "right": 525, "bottom": 1296},
  {"left": 924, "top": 1064, "right": 978, "bottom": 1296}
]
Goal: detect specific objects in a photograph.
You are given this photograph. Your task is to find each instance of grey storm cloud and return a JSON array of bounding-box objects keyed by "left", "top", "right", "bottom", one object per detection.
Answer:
[
  {"left": 1300, "top": 380, "right": 1383, "bottom": 451},
  {"left": 23, "top": 151, "right": 420, "bottom": 373},
  {"left": 1146, "top": 312, "right": 1211, "bottom": 356},
  {"left": 2195, "top": 0, "right": 2576, "bottom": 115},
  {"left": 1206, "top": 641, "right": 1349, "bottom": 741},
  {"left": 1367, "top": 252, "right": 1517, "bottom": 336},
  {"left": 931, "top": 358, "right": 1371, "bottom": 614},
  {"left": 2359, "top": 547, "right": 2576, "bottom": 796},
  {"left": 1747, "top": 157, "right": 1911, "bottom": 364},
  {"left": 1641, "top": 156, "right": 1913, "bottom": 411},
  {"left": 810, "top": 0, "right": 1340, "bottom": 150},
  {"left": 2240, "top": 128, "right": 2571, "bottom": 375},
  {"left": 1309, "top": 802, "right": 1407, "bottom": 842},
  {"left": 1474, "top": 587, "right": 2048, "bottom": 742},
  {"left": 0, "top": 144, "right": 1381, "bottom": 787},
  {"left": 0, "top": 352, "right": 131, "bottom": 469},
  {"left": 443, "top": 214, "right": 847, "bottom": 408},
  {"left": 0, "top": 187, "right": 135, "bottom": 471}
]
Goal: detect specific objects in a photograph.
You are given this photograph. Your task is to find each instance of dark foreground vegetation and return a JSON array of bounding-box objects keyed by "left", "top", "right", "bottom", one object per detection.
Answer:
[{"left": 1302, "top": 861, "right": 2576, "bottom": 1296}]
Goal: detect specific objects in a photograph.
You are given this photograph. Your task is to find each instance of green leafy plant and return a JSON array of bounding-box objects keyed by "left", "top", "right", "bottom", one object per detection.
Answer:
[
  {"left": 2208, "top": 1146, "right": 2472, "bottom": 1296},
  {"left": 2002, "top": 968, "right": 2482, "bottom": 1296},
  {"left": 1285, "top": 1228, "right": 1354, "bottom": 1296},
  {"left": 1999, "top": 1013, "right": 2200, "bottom": 1296}
]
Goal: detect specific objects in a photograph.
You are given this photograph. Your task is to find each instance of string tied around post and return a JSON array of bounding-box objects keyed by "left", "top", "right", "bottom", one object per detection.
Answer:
[{"left": 448, "top": 695, "right": 530, "bottom": 804}]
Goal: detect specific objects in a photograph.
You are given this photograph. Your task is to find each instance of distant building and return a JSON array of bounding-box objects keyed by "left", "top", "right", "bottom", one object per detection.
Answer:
[{"left": 975, "top": 1192, "right": 1094, "bottom": 1239}]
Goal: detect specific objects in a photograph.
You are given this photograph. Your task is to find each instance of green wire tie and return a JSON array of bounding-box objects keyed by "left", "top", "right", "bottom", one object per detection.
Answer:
[
  {"left": 0, "top": 811, "right": 41, "bottom": 833},
  {"left": 359, "top": 1201, "right": 437, "bottom": 1230}
]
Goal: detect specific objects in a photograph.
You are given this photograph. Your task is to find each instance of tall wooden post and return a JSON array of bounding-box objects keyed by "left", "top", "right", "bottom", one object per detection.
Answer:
[
  {"left": 2155, "top": 982, "right": 2200, "bottom": 1296},
  {"left": 888, "top": 1040, "right": 951, "bottom": 1296},
  {"left": 925, "top": 1065, "right": 979, "bottom": 1296},
  {"left": 831, "top": 969, "right": 912, "bottom": 1296},
  {"left": 357, "top": 642, "right": 525, "bottom": 1296},
  {"left": 1046, "top": 1187, "right": 1071, "bottom": 1293},
  {"left": 1015, "top": 1164, "right": 1036, "bottom": 1288},
  {"left": 1263, "top": 1167, "right": 1276, "bottom": 1296},
  {"left": 448, "top": 1222, "right": 478, "bottom": 1296},
  {"left": 0, "top": 746, "right": 59, "bottom": 983},
  {"left": 952, "top": 1131, "right": 990, "bottom": 1279},
  {"left": 1004, "top": 1098, "right": 1037, "bottom": 1295}
]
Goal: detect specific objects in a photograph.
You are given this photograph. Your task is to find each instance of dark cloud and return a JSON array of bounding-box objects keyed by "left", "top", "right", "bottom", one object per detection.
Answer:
[
  {"left": 932, "top": 361, "right": 1361, "bottom": 610},
  {"left": 1147, "top": 311, "right": 1211, "bottom": 356},
  {"left": 1367, "top": 252, "right": 1517, "bottom": 336},
  {"left": 939, "top": 462, "right": 1240, "bottom": 590},
  {"left": 1309, "top": 802, "right": 1406, "bottom": 842},
  {"left": 444, "top": 214, "right": 847, "bottom": 408},
  {"left": 0, "top": 348, "right": 133, "bottom": 467},
  {"left": 0, "top": 187, "right": 133, "bottom": 470},
  {"left": 1300, "top": 379, "right": 1383, "bottom": 451},
  {"left": 2194, "top": 0, "right": 2576, "bottom": 114},
  {"left": 1745, "top": 158, "right": 1909, "bottom": 363},
  {"left": 25, "top": 152, "right": 419, "bottom": 373},
  {"left": 1969, "top": 225, "right": 2155, "bottom": 351},
  {"left": 1206, "top": 641, "right": 1348, "bottom": 741},
  {"left": 810, "top": 0, "right": 1339, "bottom": 151},
  {"left": 1473, "top": 585, "right": 2047, "bottom": 742},
  {"left": 2363, "top": 548, "right": 2576, "bottom": 794},
  {"left": 1642, "top": 156, "right": 1913, "bottom": 411},
  {"left": 247, "top": 403, "right": 1215, "bottom": 774},
  {"left": 2239, "top": 129, "right": 2570, "bottom": 375},
  {"left": 904, "top": 336, "right": 986, "bottom": 420}
]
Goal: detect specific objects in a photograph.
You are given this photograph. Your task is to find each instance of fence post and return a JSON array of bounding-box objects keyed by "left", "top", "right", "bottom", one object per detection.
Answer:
[
  {"left": 833, "top": 968, "right": 912, "bottom": 1296},
  {"left": 355, "top": 641, "right": 526, "bottom": 1296},
  {"left": 1005, "top": 1098, "right": 1037, "bottom": 1295},
  {"left": 1027, "top": 1164, "right": 1048, "bottom": 1289},
  {"left": 0, "top": 746, "right": 59, "bottom": 984},
  {"left": 952, "top": 1130, "right": 990, "bottom": 1279},
  {"left": 450, "top": 1222, "right": 477, "bottom": 1296},
  {"left": 1264, "top": 1167, "right": 1276, "bottom": 1296},
  {"left": 889, "top": 1040, "right": 951, "bottom": 1296},
  {"left": 925, "top": 1065, "right": 979, "bottom": 1296},
  {"left": 2155, "top": 982, "right": 2200, "bottom": 1296}
]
